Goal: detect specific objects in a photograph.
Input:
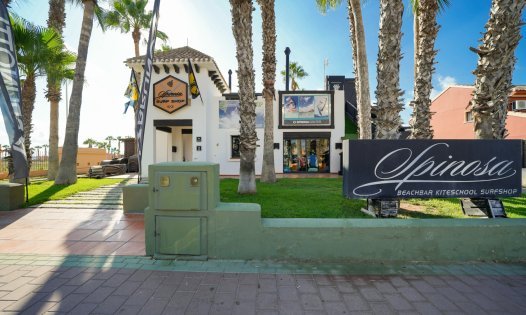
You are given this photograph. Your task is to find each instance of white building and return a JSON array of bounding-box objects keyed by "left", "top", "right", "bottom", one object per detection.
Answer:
[{"left": 125, "top": 46, "right": 345, "bottom": 178}]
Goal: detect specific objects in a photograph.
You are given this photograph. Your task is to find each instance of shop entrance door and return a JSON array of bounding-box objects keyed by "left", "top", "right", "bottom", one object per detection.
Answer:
[{"left": 283, "top": 137, "right": 330, "bottom": 173}]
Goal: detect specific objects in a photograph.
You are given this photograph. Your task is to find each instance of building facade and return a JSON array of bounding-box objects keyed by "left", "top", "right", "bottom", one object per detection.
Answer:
[
  {"left": 430, "top": 85, "right": 526, "bottom": 139},
  {"left": 125, "top": 46, "right": 345, "bottom": 178}
]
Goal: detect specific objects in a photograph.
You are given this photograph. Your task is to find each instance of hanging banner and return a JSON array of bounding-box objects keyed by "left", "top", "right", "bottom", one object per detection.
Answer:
[
  {"left": 343, "top": 140, "right": 522, "bottom": 199},
  {"left": 135, "top": 0, "right": 160, "bottom": 177},
  {"left": 124, "top": 69, "right": 139, "bottom": 114},
  {"left": 0, "top": 3, "right": 28, "bottom": 179},
  {"left": 187, "top": 59, "right": 202, "bottom": 101}
]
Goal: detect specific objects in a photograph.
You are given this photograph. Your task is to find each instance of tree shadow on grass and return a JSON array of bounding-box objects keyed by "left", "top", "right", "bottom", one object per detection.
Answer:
[{"left": 27, "top": 184, "right": 69, "bottom": 207}]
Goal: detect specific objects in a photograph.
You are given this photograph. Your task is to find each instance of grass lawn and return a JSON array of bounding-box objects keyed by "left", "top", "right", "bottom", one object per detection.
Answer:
[
  {"left": 25, "top": 178, "right": 124, "bottom": 206},
  {"left": 220, "top": 178, "right": 526, "bottom": 219}
]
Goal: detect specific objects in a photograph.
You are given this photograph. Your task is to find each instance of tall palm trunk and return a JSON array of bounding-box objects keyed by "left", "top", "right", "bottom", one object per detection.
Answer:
[
  {"left": 347, "top": 0, "right": 359, "bottom": 121},
  {"left": 55, "top": 0, "right": 95, "bottom": 184},
  {"left": 258, "top": 0, "right": 276, "bottom": 183},
  {"left": 46, "top": 0, "right": 65, "bottom": 180},
  {"left": 47, "top": 97, "right": 59, "bottom": 178},
  {"left": 21, "top": 73, "right": 36, "bottom": 169},
  {"left": 471, "top": 0, "right": 524, "bottom": 139},
  {"left": 413, "top": 3, "right": 419, "bottom": 80},
  {"left": 409, "top": 0, "right": 438, "bottom": 139},
  {"left": 230, "top": 0, "right": 257, "bottom": 194},
  {"left": 375, "top": 0, "right": 404, "bottom": 139},
  {"left": 348, "top": 0, "right": 372, "bottom": 139}
]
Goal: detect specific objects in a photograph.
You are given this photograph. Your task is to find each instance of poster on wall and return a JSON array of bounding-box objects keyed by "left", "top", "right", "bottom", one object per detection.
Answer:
[
  {"left": 343, "top": 140, "right": 523, "bottom": 199},
  {"left": 219, "top": 100, "right": 264, "bottom": 129},
  {"left": 279, "top": 91, "right": 333, "bottom": 128}
]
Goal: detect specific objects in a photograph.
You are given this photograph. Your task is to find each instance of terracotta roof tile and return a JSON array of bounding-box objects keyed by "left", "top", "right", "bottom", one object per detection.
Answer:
[{"left": 125, "top": 46, "right": 213, "bottom": 64}]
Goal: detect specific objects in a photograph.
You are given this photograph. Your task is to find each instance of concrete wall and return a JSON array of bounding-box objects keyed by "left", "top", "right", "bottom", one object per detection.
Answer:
[
  {"left": 141, "top": 162, "right": 526, "bottom": 263},
  {"left": 208, "top": 205, "right": 526, "bottom": 262}
]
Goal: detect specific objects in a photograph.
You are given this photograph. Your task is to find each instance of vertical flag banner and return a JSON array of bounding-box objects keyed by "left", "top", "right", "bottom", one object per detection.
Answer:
[
  {"left": 187, "top": 59, "right": 202, "bottom": 102},
  {"left": 135, "top": 0, "right": 160, "bottom": 179},
  {"left": 0, "top": 3, "right": 28, "bottom": 179},
  {"left": 124, "top": 69, "right": 138, "bottom": 114}
]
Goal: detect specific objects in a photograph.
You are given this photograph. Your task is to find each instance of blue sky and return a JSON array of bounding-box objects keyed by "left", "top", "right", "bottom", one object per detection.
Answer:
[{"left": 1, "top": 0, "right": 525, "bottom": 148}]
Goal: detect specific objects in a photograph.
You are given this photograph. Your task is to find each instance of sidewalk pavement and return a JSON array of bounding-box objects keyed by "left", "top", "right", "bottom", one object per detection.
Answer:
[{"left": 0, "top": 181, "right": 525, "bottom": 314}]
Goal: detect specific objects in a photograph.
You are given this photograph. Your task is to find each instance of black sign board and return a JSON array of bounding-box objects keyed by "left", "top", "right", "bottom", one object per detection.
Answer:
[{"left": 343, "top": 140, "right": 522, "bottom": 199}]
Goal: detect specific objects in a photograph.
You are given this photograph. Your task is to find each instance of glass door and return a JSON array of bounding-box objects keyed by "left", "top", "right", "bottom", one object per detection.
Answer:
[{"left": 283, "top": 137, "right": 330, "bottom": 173}]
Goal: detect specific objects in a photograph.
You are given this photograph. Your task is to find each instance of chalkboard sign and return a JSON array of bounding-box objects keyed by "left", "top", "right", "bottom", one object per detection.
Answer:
[
  {"left": 488, "top": 199, "right": 506, "bottom": 218},
  {"left": 343, "top": 140, "right": 522, "bottom": 199}
]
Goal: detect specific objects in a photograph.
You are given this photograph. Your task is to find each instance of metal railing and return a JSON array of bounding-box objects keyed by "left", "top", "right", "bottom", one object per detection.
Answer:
[{"left": 0, "top": 146, "right": 49, "bottom": 175}]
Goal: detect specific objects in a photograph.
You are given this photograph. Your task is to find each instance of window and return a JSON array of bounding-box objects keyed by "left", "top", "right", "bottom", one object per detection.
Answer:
[
  {"left": 465, "top": 111, "right": 473, "bottom": 122},
  {"left": 231, "top": 136, "right": 240, "bottom": 159}
]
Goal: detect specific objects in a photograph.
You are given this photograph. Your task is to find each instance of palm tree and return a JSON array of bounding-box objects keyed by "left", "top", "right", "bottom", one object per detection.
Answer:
[
  {"left": 42, "top": 144, "right": 48, "bottom": 156},
  {"left": 230, "top": 0, "right": 257, "bottom": 194},
  {"left": 280, "top": 61, "right": 308, "bottom": 91},
  {"left": 104, "top": 0, "right": 168, "bottom": 59},
  {"left": 105, "top": 136, "right": 115, "bottom": 153},
  {"left": 83, "top": 138, "right": 97, "bottom": 148},
  {"left": 408, "top": 0, "right": 444, "bottom": 139},
  {"left": 12, "top": 16, "right": 62, "bottom": 170},
  {"left": 374, "top": 0, "right": 404, "bottom": 139},
  {"left": 45, "top": 50, "right": 75, "bottom": 179},
  {"left": 45, "top": 0, "right": 67, "bottom": 180},
  {"left": 471, "top": 0, "right": 525, "bottom": 139},
  {"left": 257, "top": 0, "right": 276, "bottom": 183},
  {"left": 316, "top": 0, "right": 372, "bottom": 139},
  {"left": 55, "top": 0, "right": 102, "bottom": 184}
]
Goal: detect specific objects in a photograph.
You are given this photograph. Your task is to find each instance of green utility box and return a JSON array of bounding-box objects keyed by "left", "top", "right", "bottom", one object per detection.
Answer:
[{"left": 145, "top": 162, "right": 219, "bottom": 259}]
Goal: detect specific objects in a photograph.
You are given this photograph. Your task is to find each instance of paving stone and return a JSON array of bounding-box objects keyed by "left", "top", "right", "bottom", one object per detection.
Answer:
[
  {"left": 83, "top": 286, "right": 115, "bottom": 303},
  {"left": 256, "top": 292, "right": 278, "bottom": 310},
  {"left": 424, "top": 293, "right": 460, "bottom": 312},
  {"left": 101, "top": 273, "right": 129, "bottom": 288},
  {"left": 314, "top": 275, "right": 333, "bottom": 286},
  {"left": 232, "top": 299, "right": 256, "bottom": 315},
  {"left": 178, "top": 277, "right": 202, "bottom": 291},
  {"left": 68, "top": 302, "right": 98, "bottom": 315},
  {"left": 239, "top": 273, "right": 259, "bottom": 285},
  {"left": 300, "top": 293, "right": 324, "bottom": 311},
  {"left": 184, "top": 296, "right": 212, "bottom": 315},
  {"left": 278, "top": 285, "right": 299, "bottom": 301},
  {"left": 74, "top": 279, "right": 104, "bottom": 294},
  {"left": 374, "top": 280, "right": 398, "bottom": 294},
  {"left": 369, "top": 302, "right": 396, "bottom": 314},
  {"left": 412, "top": 301, "right": 442, "bottom": 315},
  {"left": 165, "top": 290, "right": 194, "bottom": 313},
  {"left": 218, "top": 277, "right": 238, "bottom": 293},
  {"left": 342, "top": 293, "right": 370, "bottom": 311},
  {"left": 256, "top": 310, "right": 279, "bottom": 315},
  {"left": 1, "top": 284, "right": 40, "bottom": 301},
  {"left": 201, "top": 272, "right": 223, "bottom": 285},
  {"left": 384, "top": 293, "right": 413, "bottom": 311},
  {"left": 258, "top": 278, "right": 277, "bottom": 293},
  {"left": 48, "top": 293, "right": 88, "bottom": 312},
  {"left": 123, "top": 288, "right": 155, "bottom": 306},
  {"left": 336, "top": 281, "right": 356, "bottom": 293},
  {"left": 277, "top": 300, "right": 303, "bottom": 315},
  {"left": 41, "top": 285, "right": 78, "bottom": 302},
  {"left": 92, "top": 294, "right": 128, "bottom": 314},
  {"left": 277, "top": 274, "right": 296, "bottom": 286},
  {"left": 237, "top": 283, "right": 258, "bottom": 300},
  {"left": 209, "top": 292, "right": 235, "bottom": 315},
  {"left": 137, "top": 297, "right": 169, "bottom": 315},
  {"left": 297, "top": 279, "right": 318, "bottom": 294},
  {"left": 319, "top": 286, "right": 341, "bottom": 302},
  {"left": 359, "top": 287, "right": 384, "bottom": 301},
  {"left": 113, "top": 280, "right": 141, "bottom": 296},
  {"left": 398, "top": 286, "right": 426, "bottom": 302}
]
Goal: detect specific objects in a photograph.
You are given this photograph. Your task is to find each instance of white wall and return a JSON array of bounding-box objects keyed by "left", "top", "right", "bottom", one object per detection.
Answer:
[{"left": 131, "top": 61, "right": 223, "bottom": 178}]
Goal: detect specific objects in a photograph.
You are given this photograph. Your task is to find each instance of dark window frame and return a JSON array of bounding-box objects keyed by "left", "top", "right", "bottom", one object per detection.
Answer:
[{"left": 231, "top": 135, "right": 240, "bottom": 159}]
